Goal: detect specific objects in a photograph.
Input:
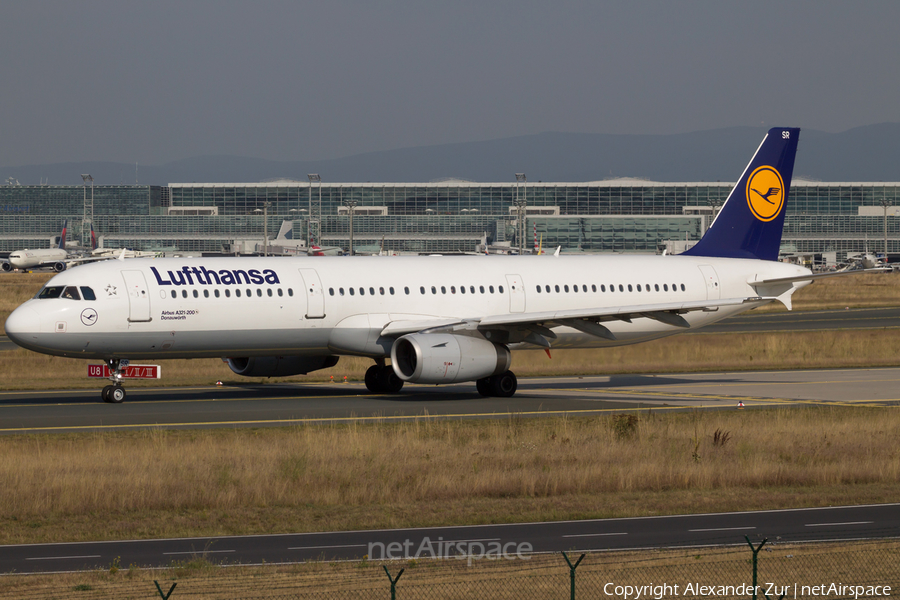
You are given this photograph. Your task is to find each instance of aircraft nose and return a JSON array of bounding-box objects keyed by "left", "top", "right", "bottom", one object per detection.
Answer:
[{"left": 5, "top": 305, "right": 40, "bottom": 346}]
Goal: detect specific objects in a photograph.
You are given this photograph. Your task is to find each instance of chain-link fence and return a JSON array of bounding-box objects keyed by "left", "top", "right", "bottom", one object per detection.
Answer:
[{"left": 3, "top": 538, "right": 898, "bottom": 599}]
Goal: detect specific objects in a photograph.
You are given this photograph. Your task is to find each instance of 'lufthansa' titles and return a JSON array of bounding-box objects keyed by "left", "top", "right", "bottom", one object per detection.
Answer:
[{"left": 150, "top": 266, "right": 280, "bottom": 286}]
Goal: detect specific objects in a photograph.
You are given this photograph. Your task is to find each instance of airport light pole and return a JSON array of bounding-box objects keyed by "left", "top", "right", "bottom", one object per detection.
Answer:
[
  {"left": 308, "top": 174, "right": 321, "bottom": 250},
  {"left": 344, "top": 199, "right": 358, "bottom": 256},
  {"left": 880, "top": 198, "right": 892, "bottom": 259},
  {"left": 81, "top": 174, "right": 93, "bottom": 248},
  {"left": 515, "top": 173, "right": 527, "bottom": 254},
  {"left": 253, "top": 202, "right": 271, "bottom": 256}
]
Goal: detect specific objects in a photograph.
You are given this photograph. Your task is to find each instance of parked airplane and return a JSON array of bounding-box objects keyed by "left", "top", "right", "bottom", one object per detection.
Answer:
[
  {"left": 2, "top": 221, "right": 75, "bottom": 272},
  {"left": 8, "top": 128, "right": 823, "bottom": 403}
]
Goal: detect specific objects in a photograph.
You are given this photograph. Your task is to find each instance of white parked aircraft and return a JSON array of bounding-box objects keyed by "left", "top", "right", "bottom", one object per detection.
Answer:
[
  {"left": 2, "top": 221, "right": 74, "bottom": 272},
  {"left": 8, "top": 128, "right": 821, "bottom": 403}
]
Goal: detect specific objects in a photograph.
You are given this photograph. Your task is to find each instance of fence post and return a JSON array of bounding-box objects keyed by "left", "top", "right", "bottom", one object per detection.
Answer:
[
  {"left": 153, "top": 581, "right": 177, "bottom": 599},
  {"left": 562, "top": 552, "right": 586, "bottom": 600},
  {"left": 745, "top": 536, "right": 766, "bottom": 600},
  {"left": 383, "top": 566, "right": 404, "bottom": 600}
]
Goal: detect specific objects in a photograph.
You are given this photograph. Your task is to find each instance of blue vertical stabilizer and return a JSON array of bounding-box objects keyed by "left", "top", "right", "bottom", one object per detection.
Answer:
[{"left": 683, "top": 127, "right": 800, "bottom": 261}]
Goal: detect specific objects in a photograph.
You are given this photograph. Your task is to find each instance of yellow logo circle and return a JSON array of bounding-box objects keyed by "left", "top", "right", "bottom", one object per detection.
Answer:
[{"left": 746, "top": 166, "right": 785, "bottom": 222}]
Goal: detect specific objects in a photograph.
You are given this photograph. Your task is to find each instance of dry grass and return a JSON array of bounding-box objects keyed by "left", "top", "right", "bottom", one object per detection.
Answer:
[{"left": 2, "top": 407, "right": 899, "bottom": 545}]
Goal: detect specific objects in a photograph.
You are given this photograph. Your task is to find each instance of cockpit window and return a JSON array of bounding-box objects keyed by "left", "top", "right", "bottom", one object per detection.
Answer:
[
  {"left": 80, "top": 286, "right": 96, "bottom": 301},
  {"left": 62, "top": 287, "right": 81, "bottom": 300},
  {"left": 36, "top": 286, "right": 65, "bottom": 299}
]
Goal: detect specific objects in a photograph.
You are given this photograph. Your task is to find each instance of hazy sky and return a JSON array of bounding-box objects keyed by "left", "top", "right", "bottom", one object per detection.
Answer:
[{"left": 2, "top": 1, "right": 899, "bottom": 167}]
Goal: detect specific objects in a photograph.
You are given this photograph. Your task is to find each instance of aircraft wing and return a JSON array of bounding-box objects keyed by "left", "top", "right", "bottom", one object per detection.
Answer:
[{"left": 380, "top": 296, "right": 762, "bottom": 346}]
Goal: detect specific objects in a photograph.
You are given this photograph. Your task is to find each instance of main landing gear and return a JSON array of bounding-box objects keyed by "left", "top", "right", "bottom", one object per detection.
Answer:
[
  {"left": 101, "top": 358, "right": 127, "bottom": 403},
  {"left": 476, "top": 370, "right": 518, "bottom": 398},
  {"left": 364, "top": 362, "right": 405, "bottom": 394}
]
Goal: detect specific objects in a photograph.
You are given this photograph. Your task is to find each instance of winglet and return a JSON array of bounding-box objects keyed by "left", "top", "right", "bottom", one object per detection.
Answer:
[{"left": 683, "top": 127, "right": 800, "bottom": 261}]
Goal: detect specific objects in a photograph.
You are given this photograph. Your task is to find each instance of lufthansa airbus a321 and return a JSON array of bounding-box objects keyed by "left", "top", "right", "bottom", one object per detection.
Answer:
[{"left": 7, "top": 128, "right": 822, "bottom": 403}]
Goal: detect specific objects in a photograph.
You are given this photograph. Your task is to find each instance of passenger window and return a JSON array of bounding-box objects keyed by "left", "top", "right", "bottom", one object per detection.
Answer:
[
  {"left": 536, "top": 285, "right": 541, "bottom": 293},
  {"left": 479, "top": 285, "right": 485, "bottom": 293},
  {"left": 278, "top": 288, "right": 283, "bottom": 297},
  {"left": 663, "top": 284, "right": 668, "bottom": 291},
  {"left": 470, "top": 286, "right": 475, "bottom": 294},
  {"left": 80, "top": 286, "right": 96, "bottom": 300},
  {"left": 618, "top": 285, "right": 624, "bottom": 292},
  {"left": 451, "top": 286, "right": 456, "bottom": 294},
  {"left": 257, "top": 289, "right": 262, "bottom": 297},
  {"left": 247, "top": 289, "right": 252, "bottom": 297},
  {"left": 680, "top": 284, "right": 686, "bottom": 291},
  {"left": 369, "top": 287, "right": 374, "bottom": 296},
  {"left": 236, "top": 289, "right": 242, "bottom": 298},
  {"left": 350, "top": 288, "right": 355, "bottom": 296},
  {"left": 499, "top": 285, "right": 504, "bottom": 293},
  {"left": 554, "top": 285, "right": 560, "bottom": 293},
  {"left": 564, "top": 285, "right": 569, "bottom": 293},
  {"left": 379, "top": 287, "right": 385, "bottom": 295},
  {"left": 203, "top": 289, "right": 209, "bottom": 298},
  {"left": 592, "top": 285, "right": 597, "bottom": 292},
  {"left": 193, "top": 290, "right": 199, "bottom": 298},
  {"left": 171, "top": 290, "right": 176, "bottom": 299},
  {"left": 441, "top": 286, "right": 446, "bottom": 294},
  {"left": 420, "top": 286, "right": 425, "bottom": 294},
  {"left": 637, "top": 285, "right": 641, "bottom": 292},
  {"left": 288, "top": 288, "right": 293, "bottom": 297},
  {"left": 572, "top": 285, "right": 578, "bottom": 293},
  {"left": 489, "top": 285, "right": 494, "bottom": 294},
  {"left": 182, "top": 290, "right": 188, "bottom": 298},
  {"left": 460, "top": 286, "right": 466, "bottom": 294},
  {"left": 225, "top": 289, "right": 231, "bottom": 297},
  {"left": 654, "top": 284, "right": 659, "bottom": 292},
  {"left": 545, "top": 285, "right": 550, "bottom": 293},
  {"left": 404, "top": 286, "right": 410, "bottom": 295},
  {"left": 329, "top": 288, "right": 335, "bottom": 296},
  {"left": 627, "top": 285, "right": 633, "bottom": 292},
  {"left": 600, "top": 285, "right": 605, "bottom": 292},
  {"left": 214, "top": 289, "right": 220, "bottom": 298},
  {"left": 432, "top": 286, "right": 437, "bottom": 294},
  {"left": 62, "top": 286, "right": 81, "bottom": 300},
  {"left": 267, "top": 289, "right": 273, "bottom": 297},
  {"left": 339, "top": 287, "right": 345, "bottom": 296},
  {"left": 389, "top": 287, "right": 395, "bottom": 295},
  {"left": 359, "top": 288, "right": 365, "bottom": 296},
  {"left": 583, "top": 285, "right": 588, "bottom": 292}
]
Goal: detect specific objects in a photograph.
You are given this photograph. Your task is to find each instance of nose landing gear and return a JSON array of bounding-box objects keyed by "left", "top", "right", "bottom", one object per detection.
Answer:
[{"left": 101, "top": 359, "right": 127, "bottom": 403}]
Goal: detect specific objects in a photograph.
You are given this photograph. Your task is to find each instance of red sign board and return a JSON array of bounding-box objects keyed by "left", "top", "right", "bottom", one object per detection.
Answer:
[{"left": 88, "top": 364, "right": 161, "bottom": 379}]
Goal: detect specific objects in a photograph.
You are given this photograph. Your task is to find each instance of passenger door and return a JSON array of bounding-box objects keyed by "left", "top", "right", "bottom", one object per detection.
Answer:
[
  {"left": 122, "top": 270, "right": 152, "bottom": 322},
  {"left": 505, "top": 274, "right": 525, "bottom": 313},
  {"left": 298, "top": 268, "right": 325, "bottom": 319}
]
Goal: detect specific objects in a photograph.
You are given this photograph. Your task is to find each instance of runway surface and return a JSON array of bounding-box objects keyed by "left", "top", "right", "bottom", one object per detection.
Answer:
[
  {"left": 2, "top": 503, "right": 898, "bottom": 573},
  {"left": 1, "top": 367, "right": 898, "bottom": 435},
  {"left": 1, "top": 306, "right": 899, "bottom": 434}
]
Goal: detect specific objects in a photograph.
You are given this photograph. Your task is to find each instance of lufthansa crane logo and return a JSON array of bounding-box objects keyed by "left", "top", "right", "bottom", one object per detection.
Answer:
[{"left": 746, "top": 165, "right": 785, "bottom": 222}]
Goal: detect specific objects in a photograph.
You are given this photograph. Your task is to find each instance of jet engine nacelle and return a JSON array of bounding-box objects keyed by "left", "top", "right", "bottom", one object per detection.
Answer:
[
  {"left": 226, "top": 355, "right": 339, "bottom": 377},
  {"left": 390, "top": 333, "right": 511, "bottom": 384},
  {"left": 53, "top": 262, "right": 67, "bottom": 272},
  {"left": 0, "top": 262, "right": 11, "bottom": 272}
]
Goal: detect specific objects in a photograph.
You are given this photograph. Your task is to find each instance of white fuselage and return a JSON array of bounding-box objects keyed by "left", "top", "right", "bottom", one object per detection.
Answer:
[
  {"left": 8, "top": 248, "right": 68, "bottom": 269},
  {"left": 5, "top": 254, "right": 810, "bottom": 362}
]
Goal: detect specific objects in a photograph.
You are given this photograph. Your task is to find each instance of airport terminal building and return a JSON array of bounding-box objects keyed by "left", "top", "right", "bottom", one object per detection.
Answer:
[{"left": 1, "top": 179, "right": 898, "bottom": 263}]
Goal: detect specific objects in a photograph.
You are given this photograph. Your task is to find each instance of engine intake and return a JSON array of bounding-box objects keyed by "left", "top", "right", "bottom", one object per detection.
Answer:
[
  {"left": 391, "top": 333, "right": 510, "bottom": 384},
  {"left": 226, "top": 355, "right": 339, "bottom": 377}
]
